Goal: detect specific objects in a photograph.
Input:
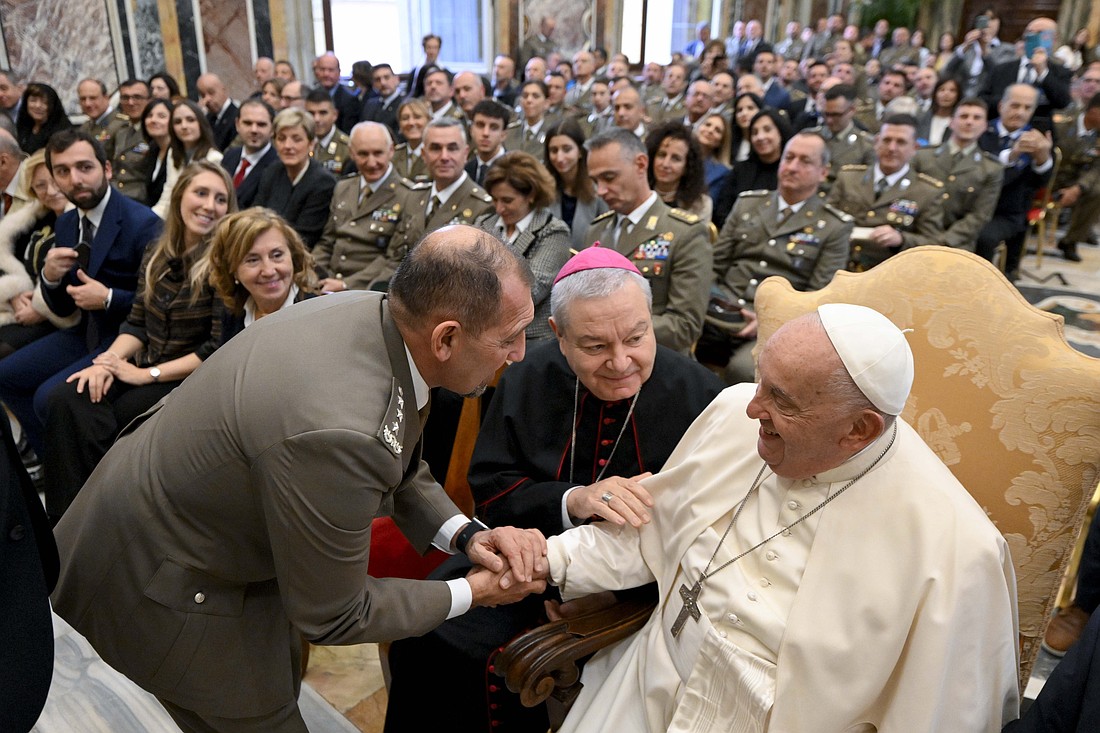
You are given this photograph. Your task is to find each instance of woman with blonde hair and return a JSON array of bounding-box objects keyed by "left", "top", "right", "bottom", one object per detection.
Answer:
[
  {"left": 204, "top": 208, "right": 317, "bottom": 342},
  {"left": 474, "top": 151, "right": 571, "bottom": 341},
  {"left": 393, "top": 98, "right": 431, "bottom": 180},
  {"left": 253, "top": 108, "right": 336, "bottom": 249},
  {"left": 0, "top": 148, "right": 74, "bottom": 358},
  {"left": 43, "top": 161, "right": 235, "bottom": 520}
]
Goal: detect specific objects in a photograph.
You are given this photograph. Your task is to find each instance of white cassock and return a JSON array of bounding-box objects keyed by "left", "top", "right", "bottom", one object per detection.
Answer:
[{"left": 547, "top": 383, "right": 1020, "bottom": 733}]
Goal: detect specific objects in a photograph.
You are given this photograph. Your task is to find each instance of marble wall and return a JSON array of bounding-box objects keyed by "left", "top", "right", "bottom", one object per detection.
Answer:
[{"left": 0, "top": 0, "right": 309, "bottom": 115}]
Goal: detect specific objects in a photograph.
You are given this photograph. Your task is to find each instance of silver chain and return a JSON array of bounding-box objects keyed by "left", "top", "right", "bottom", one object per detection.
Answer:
[{"left": 698, "top": 420, "right": 898, "bottom": 586}]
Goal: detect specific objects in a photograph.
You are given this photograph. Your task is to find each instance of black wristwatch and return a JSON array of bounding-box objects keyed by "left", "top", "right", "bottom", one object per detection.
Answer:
[{"left": 455, "top": 517, "right": 490, "bottom": 555}]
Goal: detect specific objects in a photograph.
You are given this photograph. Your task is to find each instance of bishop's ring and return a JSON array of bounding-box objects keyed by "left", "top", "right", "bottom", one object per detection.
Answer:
[{"left": 601, "top": 491, "right": 614, "bottom": 504}]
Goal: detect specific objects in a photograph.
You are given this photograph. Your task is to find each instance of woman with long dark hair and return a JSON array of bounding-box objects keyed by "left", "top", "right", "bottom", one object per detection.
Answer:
[
  {"left": 730, "top": 91, "right": 764, "bottom": 163},
  {"left": 16, "top": 84, "right": 72, "bottom": 154},
  {"left": 712, "top": 108, "right": 791, "bottom": 227},
  {"left": 646, "top": 120, "right": 711, "bottom": 221},
  {"left": 152, "top": 99, "right": 223, "bottom": 218},
  {"left": 148, "top": 72, "right": 182, "bottom": 101},
  {"left": 140, "top": 98, "right": 173, "bottom": 206},
  {"left": 543, "top": 118, "right": 607, "bottom": 249},
  {"left": 917, "top": 77, "right": 961, "bottom": 147}
]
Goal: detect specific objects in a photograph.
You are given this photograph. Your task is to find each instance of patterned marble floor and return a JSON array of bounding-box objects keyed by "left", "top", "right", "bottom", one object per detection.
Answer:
[{"left": 36, "top": 613, "right": 361, "bottom": 733}]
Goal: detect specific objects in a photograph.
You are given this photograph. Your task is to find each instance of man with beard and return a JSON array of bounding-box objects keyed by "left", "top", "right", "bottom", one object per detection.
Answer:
[
  {"left": 0, "top": 130, "right": 160, "bottom": 469},
  {"left": 384, "top": 247, "right": 724, "bottom": 733}
]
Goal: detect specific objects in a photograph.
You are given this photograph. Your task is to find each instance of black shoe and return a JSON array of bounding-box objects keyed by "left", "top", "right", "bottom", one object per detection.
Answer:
[{"left": 1059, "top": 240, "right": 1082, "bottom": 262}]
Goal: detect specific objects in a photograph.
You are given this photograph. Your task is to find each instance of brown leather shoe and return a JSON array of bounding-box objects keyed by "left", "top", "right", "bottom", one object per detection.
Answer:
[{"left": 1043, "top": 605, "right": 1092, "bottom": 657}]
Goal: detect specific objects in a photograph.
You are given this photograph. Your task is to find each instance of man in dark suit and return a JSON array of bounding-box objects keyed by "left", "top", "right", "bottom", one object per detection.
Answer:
[
  {"left": 464, "top": 100, "right": 510, "bottom": 186},
  {"left": 976, "top": 84, "right": 1054, "bottom": 279},
  {"left": 220, "top": 99, "right": 278, "bottom": 208},
  {"left": 754, "top": 47, "right": 791, "bottom": 114},
  {"left": 359, "top": 63, "right": 402, "bottom": 135},
  {"left": 0, "top": 130, "right": 160, "bottom": 465},
  {"left": 0, "top": 411, "right": 58, "bottom": 732},
  {"left": 491, "top": 54, "right": 519, "bottom": 108},
  {"left": 408, "top": 34, "right": 443, "bottom": 100},
  {"left": 197, "top": 73, "right": 239, "bottom": 152},
  {"left": 980, "top": 17, "right": 1071, "bottom": 125},
  {"left": 313, "top": 52, "right": 362, "bottom": 134},
  {"left": 51, "top": 227, "right": 547, "bottom": 733}
]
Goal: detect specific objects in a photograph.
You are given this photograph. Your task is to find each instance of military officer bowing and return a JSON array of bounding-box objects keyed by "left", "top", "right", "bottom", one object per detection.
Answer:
[
  {"left": 827, "top": 113, "right": 946, "bottom": 271},
  {"left": 701, "top": 131, "right": 853, "bottom": 383}
]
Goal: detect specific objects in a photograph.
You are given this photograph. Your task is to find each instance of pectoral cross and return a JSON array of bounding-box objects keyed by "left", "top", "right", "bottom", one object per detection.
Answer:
[{"left": 670, "top": 580, "right": 703, "bottom": 637}]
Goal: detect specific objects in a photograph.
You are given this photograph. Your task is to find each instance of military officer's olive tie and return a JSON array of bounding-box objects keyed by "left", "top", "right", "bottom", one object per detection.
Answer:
[
  {"left": 426, "top": 195, "right": 441, "bottom": 224},
  {"left": 359, "top": 183, "right": 371, "bottom": 206},
  {"left": 611, "top": 216, "right": 630, "bottom": 248},
  {"left": 777, "top": 206, "right": 793, "bottom": 224},
  {"left": 874, "top": 177, "right": 888, "bottom": 198}
]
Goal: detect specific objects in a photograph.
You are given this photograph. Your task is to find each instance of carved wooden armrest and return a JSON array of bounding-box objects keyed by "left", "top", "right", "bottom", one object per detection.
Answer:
[{"left": 494, "top": 585, "right": 658, "bottom": 712}]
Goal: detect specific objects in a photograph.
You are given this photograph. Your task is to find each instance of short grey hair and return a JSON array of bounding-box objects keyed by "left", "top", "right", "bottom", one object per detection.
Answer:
[
  {"left": 550, "top": 268, "right": 652, "bottom": 331},
  {"left": 586, "top": 127, "right": 646, "bottom": 160},
  {"left": 425, "top": 116, "right": 466, "bottom": 136}
]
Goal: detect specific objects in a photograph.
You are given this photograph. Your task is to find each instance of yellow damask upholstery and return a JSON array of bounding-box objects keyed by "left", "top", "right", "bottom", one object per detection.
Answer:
[{"left": 753, "top": 245, "right": 1100, "bottom": 689}]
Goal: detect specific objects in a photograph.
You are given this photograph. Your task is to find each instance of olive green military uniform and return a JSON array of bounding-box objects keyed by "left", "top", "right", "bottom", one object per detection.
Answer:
[
  {"left": 312, "top": 129, "right": 353, "bottom": 177},
  {"left": 1053, "top": 116, "right": 1100, "bottom": 243},
  {"left": 504, "top": 121, "right": 547, "bottom": 163},
  {"left": 392, "top": 143, "right": 429, "bottom": 182},
  {"left": 854, "top": 101, "right": 885, "bottom": 135},
  {"left": 912, "top": 142, "right": 1003, "bottom": 251},
  {"left": 391, "top": 173, "right": 494, "bottom": 257},
  {"left": 826, "top": 163, "right": 946, "bottom": 270},
  {"left": 84, "top": 112, "right": 130, "bottom": 159},
  {"left": 808, "top": 123, "right": 875, "bottom": 191},
  {"left": 108, "top": 122, "right": 155, "bottom": 205},
  {"left": 312, "top": 167, "right": 417, "bottom": 291},
  {"left": 584, "top": 197, "right": 712, "bottom": 353},
  {"left": 646, "top": 95, "right": 686, "bottom": 126},
  {"left": 706, "top": 188, "right": 853, "bottom": 382}
]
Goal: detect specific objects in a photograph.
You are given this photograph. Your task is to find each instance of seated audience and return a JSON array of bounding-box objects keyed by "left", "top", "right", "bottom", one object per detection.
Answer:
[
  {"left": 0, "top": 149, "right": 75, "bottom": 359},
  {"left": 1051, "top": 92, "right": 1100, "bottom": 262},
  {"left": 713, "top": 108, "right": 792, "bottom": 226},
  {"left": 646, "top": 120, "right": 712, "bottom": 222},
  {"left": 384, "top": 247, "right": 723, "bottom": 733},
  {"left": 260, "top": 78, "right": 284, "bottom": 110},
  {"left": 42, "top": 161, "right": 234, "bottom": 520},
  {"left": 16, "top": 83, "right": 71, "bottom": 155},
  {"left": 505, "top": 80, "right": 553, "bottom": 161},
  {"left": 221, "top": 99, "right": 278, "bottom": 209},
  {"left": 545, "top": 304, "right": 1018, "bottom": 732},
  {"left": 700, "top": 131, "right": 851, "bottom": 383},
  {"left": 0, "top": 130, "right": 161, "bottom": 463},
  {"left": 730, "top": 91, "right": 764, "bottom": 162},
  {"left": 474, "top": 151, "right": 572, "bottom": 341},
  {"left": 544, "top": 118, "right": 608, "bottom": 249},
  {"left": 692, "top": 112, "right": 732, "bottom": 203},
  {"left": 253, "top": 108, "right": 336, "bottom": 249},
  {"left": 204, "top": 208, "right": 317, "bottom": 343},
  {"left": 152, "top": 99, "right": 223, "bottom": 218}
]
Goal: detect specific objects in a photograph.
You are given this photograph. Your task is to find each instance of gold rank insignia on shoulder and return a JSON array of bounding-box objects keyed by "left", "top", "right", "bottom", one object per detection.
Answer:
[
  {"left": 646, "top": 215, "right": 658, "bottom": 230},
  {"left": 841, "top": 164, "right": 868, "bottom": 171},
  {"left": 591, "top": 210, "right": 616, "bottom": 224},
  {"left": 917, "top": 172, "right": 944, "bottom": 188},
  {"left": 668, "top": 208, "right": 699, "bottom": 224}
]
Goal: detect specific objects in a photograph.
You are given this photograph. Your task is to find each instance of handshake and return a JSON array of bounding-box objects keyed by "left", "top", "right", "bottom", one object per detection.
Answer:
[{"left": 463, "top": 525, "right": 551, "bottom": 608}]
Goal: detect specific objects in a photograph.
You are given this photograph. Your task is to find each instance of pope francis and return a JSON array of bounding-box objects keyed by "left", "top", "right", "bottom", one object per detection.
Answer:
[{"left": 546, "top": 304, "right": 1020, "bottom": 732}]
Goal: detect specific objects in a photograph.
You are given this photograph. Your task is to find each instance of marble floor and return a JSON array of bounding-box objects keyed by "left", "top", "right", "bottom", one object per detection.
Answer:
[{"left": 29, "top": 232, "right": 1100, "bottom": 733}]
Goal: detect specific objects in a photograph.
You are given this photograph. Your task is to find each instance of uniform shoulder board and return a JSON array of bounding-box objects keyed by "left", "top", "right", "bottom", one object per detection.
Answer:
[
  {"left": 113, "top": 112, "right": 130, "bottom": 122},
  {"left": 803, "top": 124, "right": 825, "bottom": 134},
  {"left": 917, "top": 172, "right": 944, "bottom": 188},
  {"left": 590, "top": 210, "right": 616, "bottom": 224},
  {"left": 403, "top": 178, "right": 431, "bottom": 190},
  {"left": 981, "top": 150, "right": 1001, "bottom": 164},
  {"left": 840, "top": 164, "right": 868, "bottom": 172},
  {"left": 669, "top": 208, "right": 700, "bottom": 224},
  {"left": 394, "top": 142, "right": 409, "bottom": 152},
  {"left": 823, "top": 203, "right": 854, "bottom": 223},
  {"left": 739, "top": 189, "right": 770, "bottom": 198},
  {"left": 336, "top": 131, "right": 350, "bottom": 144},
  {"left": 472, "top": 187, "right": 493, "bottom": 203}
]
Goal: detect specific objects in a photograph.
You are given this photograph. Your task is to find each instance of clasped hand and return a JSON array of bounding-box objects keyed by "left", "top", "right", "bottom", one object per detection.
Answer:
[
  {"left": 465, "top": 526, "right": 549, "bottom": 608},
  {"left": 67, "top": 351, "right": 152, "bottom": 401}
]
